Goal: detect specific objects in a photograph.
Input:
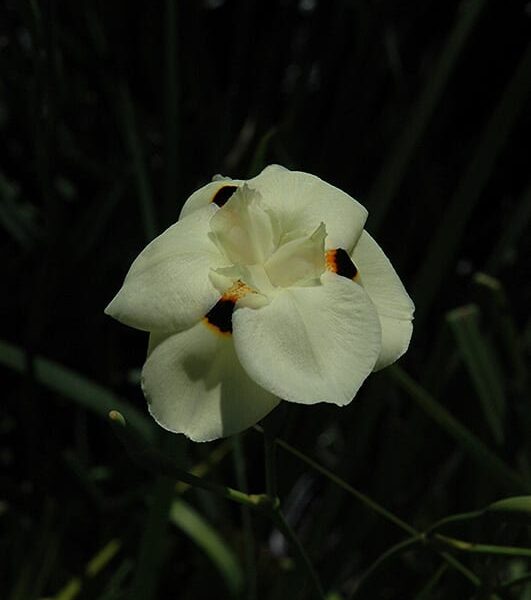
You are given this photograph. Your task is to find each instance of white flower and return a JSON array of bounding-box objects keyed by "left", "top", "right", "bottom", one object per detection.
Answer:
[{"left": 105, "top": 165, "right": 414, "bottom": 442}]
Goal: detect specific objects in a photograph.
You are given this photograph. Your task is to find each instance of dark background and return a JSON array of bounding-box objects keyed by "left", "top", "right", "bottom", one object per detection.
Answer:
[{"left": 1, "top": 1, "right": 530, "bottom": 599}]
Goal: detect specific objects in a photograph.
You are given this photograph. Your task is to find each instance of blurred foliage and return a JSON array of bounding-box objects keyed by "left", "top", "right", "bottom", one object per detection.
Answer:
[{"left": 1, "top": 0, "right": 530, "bottom": 598}]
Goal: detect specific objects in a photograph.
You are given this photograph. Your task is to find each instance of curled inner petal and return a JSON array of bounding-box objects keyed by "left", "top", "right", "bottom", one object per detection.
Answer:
[{"left": 209, "top": 184, "right": 280, "bottom": 265}]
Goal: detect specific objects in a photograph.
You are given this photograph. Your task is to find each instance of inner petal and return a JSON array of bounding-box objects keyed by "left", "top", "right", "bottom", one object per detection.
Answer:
[
  {"left": 265, "top": 222, "right": 326, "bottom": 288},
  {"left": 209, "top": 184, "right": 280, "bottom": 265}
]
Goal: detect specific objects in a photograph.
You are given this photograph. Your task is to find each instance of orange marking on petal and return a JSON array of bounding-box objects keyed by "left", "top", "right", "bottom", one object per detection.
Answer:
[
  {"left": 325, "top": 248, "right": 359, "bottom": 281},
  {"left": 325, "top": 249, "right": 338, "bottom": 272},
  {"left": 203, "top": 280, "right": 255, "bottom": 336}
]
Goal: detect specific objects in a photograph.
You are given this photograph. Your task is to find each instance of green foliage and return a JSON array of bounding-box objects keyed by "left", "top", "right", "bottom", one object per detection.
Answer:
[{"left": 1, "top": 1, "right": 530, "bottom": 599}]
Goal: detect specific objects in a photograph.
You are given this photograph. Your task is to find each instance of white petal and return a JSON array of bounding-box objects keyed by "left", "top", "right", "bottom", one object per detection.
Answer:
[
  {"left": 265, "top": 222, "right": 326, "bottom": 288},
  {"left": 209, "top": 184, "right": 280, "bottom": 264},
  {"left": 351, "top": 231, "right": 414, "bottom": 371},
  {"left": 232, "top": 271, "right": 381, "bottom": 406},
  {"left": 179, "top": 178, "right": 244, "bottom": 219},
  {"left": 142, "top": 322, "right": 280, "bottom": 442},
  {"left": 105, "top": 205, "right": 228, "bottom": 332},
  {"left": 247, "top": 165, "right": 368, "bottom": 251}
]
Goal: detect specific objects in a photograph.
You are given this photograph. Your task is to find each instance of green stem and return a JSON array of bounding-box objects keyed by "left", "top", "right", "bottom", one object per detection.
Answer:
[
  {"left": 389, "top": 366, "right": 529, "bottom": 493},
  {"left": 109, "top": 412, "right": 268, "bottom": 510},
  {"left": 263, "top": 426, "right": 278, "bottom": 501},
  {"left": 254, "top": 427, "right": 499, "bottom": 594},
  {"left": 433, "top": 533, "right": 531, "bottom": 558},
  {"left": 425, "top": 510, "right": 484, "bottom": 534},
  {"left": 232, "top": 435, "right": 257, "bottom": 600},
  {"left": 352, "top": 537, "right": 421, "bottom": 597},
  {"left": 498, "top": 572, "right": 531, "bottom": 591},
  {"left": 271, "top": 509, "right": 325, "bottom": 600},
  {"left": 257, "top": 426, "right": 416, "bottom": 536}
]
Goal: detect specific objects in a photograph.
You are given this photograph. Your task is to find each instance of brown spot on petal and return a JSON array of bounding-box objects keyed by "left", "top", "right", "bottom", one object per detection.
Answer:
[
  {"left": 212, "top": 185, "right": 239, "bottom": 208},
  {"left": 204, "top": 298, "right": 235, "bottom": 335},
  {"left": 326, "top": 248, "right": 360, "bottom": 281},
  {"left": 203, "top": 280, "right": 255, "bottom": 336}
]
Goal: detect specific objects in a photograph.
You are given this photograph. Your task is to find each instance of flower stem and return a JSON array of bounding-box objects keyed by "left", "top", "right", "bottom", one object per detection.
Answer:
[
  {"left": 232, "top": 435, "right": 257, "bottom": 600},
  {"left": 263, "top": 425, "right": 278, "bottom": 501},
  {"left": 109, "top": 411, "right": 269, "bottom": 510},
  {"left": 257, "top": 426, "right": 416, "bottom": 536},
  {"left": 270, "top": 508, "right": 326, "bottom": 600},
  {"left": 432, "top": 533, "right": 531, "bottom": 558}
]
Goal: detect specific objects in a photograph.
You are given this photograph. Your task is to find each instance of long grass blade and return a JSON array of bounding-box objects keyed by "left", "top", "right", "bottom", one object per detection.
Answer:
[
  {"left": 369, "top": 0, "right": 486, "bottom": 230},
  {"left": 447, "top": 304, "right": 506, "bottom": 445},
  {"left": 0, "top": 338, "right": 154, "bottom": 442},
  {"left": 388, "top": 366, "right": 529, "bottom": 493},
  {"left": 413, "top": 41, "right": 531, "bottom": 323},
  {"left": 170, "top": 499, "right": 245, "bottom": 598}
]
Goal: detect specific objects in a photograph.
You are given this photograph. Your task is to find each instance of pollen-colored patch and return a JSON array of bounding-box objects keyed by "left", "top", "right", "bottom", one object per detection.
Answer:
[
  {"left": 211, "top": 185, "right": 239, "bottom": 208},
  {"left": 326, "top": 248, "right": 360, "bottom": 281},
  {"left": 203, "top": 280, "right": 254, "bottom": 335}
]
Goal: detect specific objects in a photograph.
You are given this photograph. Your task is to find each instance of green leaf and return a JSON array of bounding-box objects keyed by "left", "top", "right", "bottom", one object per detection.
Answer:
[
  {"left": 0, "top": 338, "right": 155, "bottom": 443},
  {"left": 474, "top": 273, "right": 528, "bottom": 391},
  {"left": 486, "top": 496, "right": 531, "bottom": 525},
  {"left": 368, "top": 0, "right": 487, "bottom": 231},
  {"left": 413, "top": 41, "right": 531, "bottom": 323},
  {"left": 169, "top": 499, "right": 244, "bottom": 598},
  {"left": 388, "top": 366, "right": 529, "bottom": 493},
  {"left": 447, "top": 304, "right": 506, "bottom": 445},
  {"left": 129, "top": 476, "right": 175, "bottom": 600}
]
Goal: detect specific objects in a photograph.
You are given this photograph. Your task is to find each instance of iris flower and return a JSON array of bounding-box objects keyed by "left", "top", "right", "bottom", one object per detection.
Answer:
[{"left": 105, "top": 165, "right": 414, "bottom": 441}]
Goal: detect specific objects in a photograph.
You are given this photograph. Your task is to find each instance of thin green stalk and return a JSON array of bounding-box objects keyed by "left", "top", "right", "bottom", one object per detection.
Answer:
[
  {"left": 117, "top": 83, "right": 157, "bottom": 241},
  {"left": 164, "top": 0, "right": 179, "bottom": 217},
  {"left": 254, "top": 427, "right": 497, "bottom": 593},
  {"left": 369, "top": 0, "right": 486, "bottom": 231},
  {"left": 433, "top": 534, "right": 531, "bottom": 559},
  {"left": 425, "top": 510, "right": 484, "bottom": 534},
  {"left": 271, "top": 509, "right": 326, "bottom": 600},
  {"left": 109, "top": 412, "right": 268, "bottom": 510},
  {"left": 255, "top": 426, "right": 416, "bottom": 536},
  {"left": 413, "top": 40, "right": 531, "bottom": 323},
  {"left": 53, "top": 539, "right": 121, "bottom": 600},
  {"left": 388, "top": 366, "right": 529, "bottom": 493},
  {"left": 263, "top": 426, "right": 278, "bottom": 501},
  {"left": 498, "top": 572, "right": 531, "bottom": 591},
  {"left": 232, "top": 435, "right": 257, "bottom": 600},
  {"left": 437, "top": 552, "right": 482, "bottom": 588},
  {"left": 0, "top": 338, "right": 154, "bottom": 443},
  {"left": 413, "top": 564, "right": 448, "bottom": 600},
  {"left": 352, "top": 537, "right": 421, "bottom": 597},
  {"left": 129, "top": 475, "right": 175, "bottom": 600}
]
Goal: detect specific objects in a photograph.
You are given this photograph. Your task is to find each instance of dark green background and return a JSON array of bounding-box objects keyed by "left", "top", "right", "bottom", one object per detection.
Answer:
[{"left": 1, "top": 1, "right": 530, "bottom": 598}]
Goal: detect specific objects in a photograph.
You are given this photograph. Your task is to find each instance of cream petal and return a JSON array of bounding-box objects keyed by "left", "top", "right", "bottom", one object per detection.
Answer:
[
  {"left": 351, "top": 231, "right": 414, "bottom": 371},
  {"left": 179, "top": 178, "right": 244, "bottom": 219},
  {"left": 142, "top": 322, "right": 280, "bottom": 442},
  {"left": 105, "top": 205, "right": 228, "bottom": 332},
  {"left": 265, "top": 222, "right": 326, "bottom": 288},
  {"left": 232, "top": 272, "right": 381, "bottom": 406},
  {"left": 247, "top": 165, "right": 368, "bottom": 251},
  {"left": 209, "top": 184, "right": 281, "bottom": 265}
]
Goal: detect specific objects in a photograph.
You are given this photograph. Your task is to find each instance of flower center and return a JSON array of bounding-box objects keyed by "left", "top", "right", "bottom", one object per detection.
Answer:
[{"left": 208, "top": 185, "right": 327, "bottom": 301}]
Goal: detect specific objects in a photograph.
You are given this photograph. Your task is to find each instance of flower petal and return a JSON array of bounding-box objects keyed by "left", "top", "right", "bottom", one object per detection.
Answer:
[
  {"left": 265, "top": 222, "right": 326, "bottom": 288},
  {"left": 209, "top": 184, "right": 280, "bottom": 264},
  {"left": 247, "top": 165, "right": 368, "bottom": 251},
  {"left": 351, "top": 231, "right": 414, "bottom": 371},
  {"left": 232, "top": 271, "right": 381, "bottom": 406},
  {"left": 105, "top": 205, "right": 228, "bottom": 332},
  {"left": 142, "top": 322, "right": 280, "bottom": 442},
  {"left": 180, "top": 178, "right": 244, "bottom": 219}
]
